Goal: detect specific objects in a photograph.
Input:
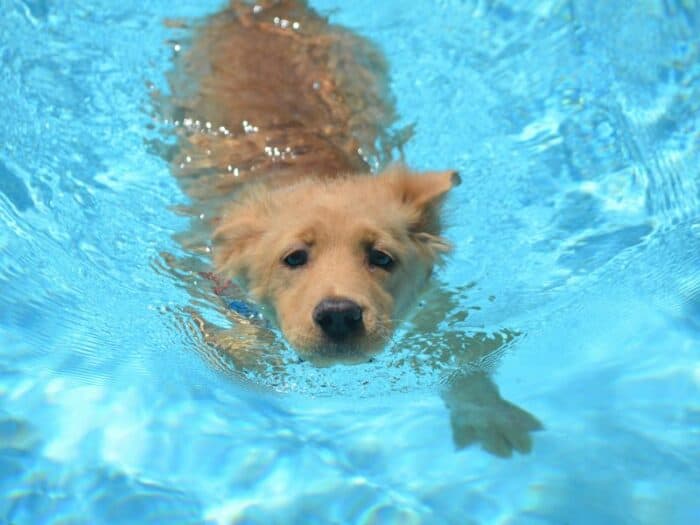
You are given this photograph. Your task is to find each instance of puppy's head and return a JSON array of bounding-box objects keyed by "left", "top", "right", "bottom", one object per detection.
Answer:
[{"left": 213, "top": 165, "right": 460, "bottom": 364}]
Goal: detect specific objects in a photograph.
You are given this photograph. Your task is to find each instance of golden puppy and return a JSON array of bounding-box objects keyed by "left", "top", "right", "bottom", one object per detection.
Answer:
[
  {"left": 165, "top": 0, "right": 459, "bottom": 363},
  {"left": 162, "top": 0, "right": 541, "bottom": 456}
]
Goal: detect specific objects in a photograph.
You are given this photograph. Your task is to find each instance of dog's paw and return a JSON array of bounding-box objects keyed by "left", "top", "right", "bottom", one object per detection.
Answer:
[
  {"left": 448, "top": 398, "right": 542, "bottom": 457},
  {"left": 443, "top": 372, "right": 542, "bottom": 457}
]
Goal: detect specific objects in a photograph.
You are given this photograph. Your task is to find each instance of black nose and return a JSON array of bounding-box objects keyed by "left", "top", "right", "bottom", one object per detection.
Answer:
[{"left": 313, "top": 298, "right": 363, "bottom": 340}]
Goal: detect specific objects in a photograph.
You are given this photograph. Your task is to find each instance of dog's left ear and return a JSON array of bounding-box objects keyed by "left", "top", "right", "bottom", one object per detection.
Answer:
[
  {"left": 212, "top": 203, "right": 265, "bottom": 281},
  {"left": 387, "top": 165, "right": 460, "bottom": 251}
]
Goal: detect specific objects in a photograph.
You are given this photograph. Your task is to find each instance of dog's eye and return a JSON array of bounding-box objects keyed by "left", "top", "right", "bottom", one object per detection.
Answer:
[
  {"left": 368, "top": 249, "right": 394, "bottom": 270},
  {"left": 283, "top": 249, "right": 308, "bottom": 268}
]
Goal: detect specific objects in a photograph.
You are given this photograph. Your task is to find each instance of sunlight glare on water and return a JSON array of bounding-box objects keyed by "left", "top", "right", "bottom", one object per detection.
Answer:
[{"left": 1, "top": 0, "right": 699, "bottom": 523}]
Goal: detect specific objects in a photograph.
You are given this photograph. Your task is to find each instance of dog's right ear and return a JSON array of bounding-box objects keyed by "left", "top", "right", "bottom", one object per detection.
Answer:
[{"left": 212, "top": 205, "right": 265, "bottom": 279}]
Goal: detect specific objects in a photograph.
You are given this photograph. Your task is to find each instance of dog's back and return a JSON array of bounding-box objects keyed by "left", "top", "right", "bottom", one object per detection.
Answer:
[{"left": 167, "top": 0, "right": 396, "bottom": 202}]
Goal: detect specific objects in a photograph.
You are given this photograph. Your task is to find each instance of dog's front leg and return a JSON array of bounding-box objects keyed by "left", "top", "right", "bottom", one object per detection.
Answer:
[
  {"left": 185, "top": 306, "right": 286, "bottom": 373},
  {"left": 441, "top": 370, "right": 542, "bottom": 457}
]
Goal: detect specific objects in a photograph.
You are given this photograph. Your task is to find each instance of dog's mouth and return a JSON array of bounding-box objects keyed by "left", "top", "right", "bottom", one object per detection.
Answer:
[
  {"left": 288, "top": 332, "right": 387, "bottom": 366},
  {"left": 297, "top": 348, "right": 376, "bottom": 366}
]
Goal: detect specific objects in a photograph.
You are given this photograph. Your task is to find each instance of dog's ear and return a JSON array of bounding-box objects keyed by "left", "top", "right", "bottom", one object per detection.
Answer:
[
  {"left": 385, "top": 165, "right": 460, "bottom": 252},
  {"left": 212, "top": 203, "right": 265, "bottom": 279},
  {"left": 392, "top": 167, "right": 461, "bottom": 213}
]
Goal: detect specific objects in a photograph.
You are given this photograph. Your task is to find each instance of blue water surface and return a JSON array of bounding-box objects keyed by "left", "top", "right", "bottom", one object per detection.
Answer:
[{"left": 1, "top": 0, "right": 700, "bottom": 523}]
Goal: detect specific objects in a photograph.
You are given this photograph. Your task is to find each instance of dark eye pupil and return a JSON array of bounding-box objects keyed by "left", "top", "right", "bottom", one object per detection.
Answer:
[
  {"left": 369, "top": 249, "right": 393, "bottom": 269},
  {"left": 284, "top": 250, "right": 308, "bottom": 267}
]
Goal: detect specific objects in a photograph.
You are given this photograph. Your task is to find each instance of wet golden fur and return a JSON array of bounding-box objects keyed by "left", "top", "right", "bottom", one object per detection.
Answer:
[
  {"left": 167, "top": 0, "right": 395, "bottom": 200},
  {"left": 163, "top": 0, "right": 541, "bottom": 455},
  {"left": 166, "top": 0, "right": 459, "bottom": 363}
]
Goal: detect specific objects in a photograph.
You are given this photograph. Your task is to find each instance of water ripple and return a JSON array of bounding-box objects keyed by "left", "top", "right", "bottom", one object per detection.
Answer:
[{"left": 1, "top": 0, "right": 700, "bottom": 522}]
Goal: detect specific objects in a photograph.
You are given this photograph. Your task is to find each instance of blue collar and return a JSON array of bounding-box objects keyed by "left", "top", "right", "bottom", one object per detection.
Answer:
[{"left": 228, "top": 299, "right": 265, "bottom": 322}]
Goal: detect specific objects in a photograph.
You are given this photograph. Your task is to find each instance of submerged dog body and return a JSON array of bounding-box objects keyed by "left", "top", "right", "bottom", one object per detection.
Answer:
[
  {"left": 169, "top": 0, "right": 394, "bottom": 199},
  {"left": 168, "top": 0, "right": 459, "bottom": 364}
]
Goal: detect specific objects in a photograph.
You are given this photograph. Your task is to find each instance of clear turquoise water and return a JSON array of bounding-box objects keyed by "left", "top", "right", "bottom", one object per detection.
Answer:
[{"left": 2, "top": 0, "right": 700, "bottom": 523}]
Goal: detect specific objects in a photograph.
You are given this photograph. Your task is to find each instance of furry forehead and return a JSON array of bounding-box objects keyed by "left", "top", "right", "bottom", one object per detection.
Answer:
[
  {"left": 213, "top": 166, "right": 460, "bottom": 273},
  {"left": 219, "top": 165, "right": 459, "bottom": 228}
]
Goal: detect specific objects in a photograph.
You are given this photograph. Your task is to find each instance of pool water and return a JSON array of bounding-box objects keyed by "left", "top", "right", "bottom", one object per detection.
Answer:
[{"left": 2, "top": 0, "right": 700, "bottom": 523}]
